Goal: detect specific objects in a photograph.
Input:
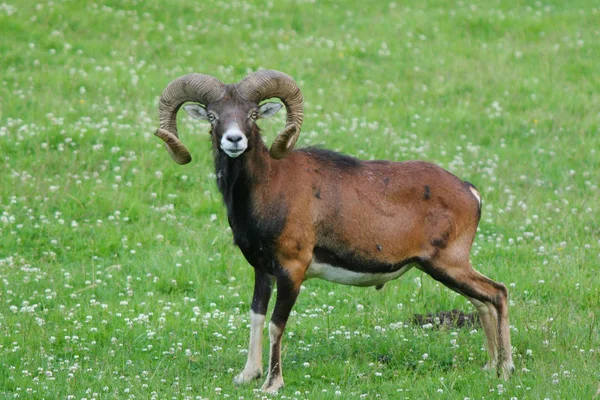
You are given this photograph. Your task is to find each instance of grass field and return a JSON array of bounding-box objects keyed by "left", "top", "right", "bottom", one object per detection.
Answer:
[{"left": 1, "top": 0, "right": 599, "bottom": 398}]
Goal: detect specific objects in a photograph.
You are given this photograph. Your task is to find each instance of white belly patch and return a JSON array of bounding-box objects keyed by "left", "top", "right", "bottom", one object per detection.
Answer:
[{"left": 305, "top": 261, "right": 414, "bottom": 287}]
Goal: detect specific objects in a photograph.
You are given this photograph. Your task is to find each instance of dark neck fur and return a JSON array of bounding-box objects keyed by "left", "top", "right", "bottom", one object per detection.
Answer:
[
  {"left": 213, "top": 126, "right": 270, "bottom": 221},
  {"left": 212, "top": 127, "right": 286, "bottom": 272}
]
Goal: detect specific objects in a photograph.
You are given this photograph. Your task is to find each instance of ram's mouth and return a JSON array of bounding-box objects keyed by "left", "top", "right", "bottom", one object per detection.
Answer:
[{"left": 223, "top": 147, "right": 245, "bottom": 158}]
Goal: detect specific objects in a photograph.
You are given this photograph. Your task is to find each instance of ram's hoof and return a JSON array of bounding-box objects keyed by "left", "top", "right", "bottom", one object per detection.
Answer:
[
  {"left": 233, "top": 369, "right": 262, "bottom": 385},
  {"left": 261, "top": 375, "right": 284, "bottom": 393}
]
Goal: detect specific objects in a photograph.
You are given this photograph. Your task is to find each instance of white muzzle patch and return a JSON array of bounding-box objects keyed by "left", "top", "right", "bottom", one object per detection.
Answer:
[{"left": 220, "top": 125, "right": 248, "bottom": 158}]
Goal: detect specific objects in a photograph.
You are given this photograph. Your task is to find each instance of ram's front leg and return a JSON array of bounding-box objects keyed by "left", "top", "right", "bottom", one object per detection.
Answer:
[
  {"left": 261, "top": 265, "right": 304, "bottom": 393},
  {"left": 234, "top": 270, "right": 273, "bottom": 385}
]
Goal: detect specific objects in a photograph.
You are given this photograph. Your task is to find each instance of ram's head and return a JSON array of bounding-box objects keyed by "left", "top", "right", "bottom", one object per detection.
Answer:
[{"left": 154, "top": 70, "right": 303, "bottom": 163}]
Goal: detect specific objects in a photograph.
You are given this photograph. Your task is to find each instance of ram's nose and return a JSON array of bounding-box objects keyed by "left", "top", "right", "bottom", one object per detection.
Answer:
[
  {"left": 220, "top": 128, "right": 248, "bottom": 158},
  {"left": 225, "top": 133, "right": 244, "bottom": 143}
]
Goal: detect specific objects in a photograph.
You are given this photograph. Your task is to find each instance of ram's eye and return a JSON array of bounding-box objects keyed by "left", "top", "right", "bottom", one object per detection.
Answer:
[
  {"left": 250, "top": 111, "right": 258, "bottom": 120},
  {"left": 207, "top": 114, "right": 216, "bottom": 123}
]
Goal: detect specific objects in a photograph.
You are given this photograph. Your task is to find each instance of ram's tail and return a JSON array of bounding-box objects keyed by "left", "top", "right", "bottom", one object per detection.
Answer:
[{"left": 464, "top": 181, "right": 482, "bottom": 221}]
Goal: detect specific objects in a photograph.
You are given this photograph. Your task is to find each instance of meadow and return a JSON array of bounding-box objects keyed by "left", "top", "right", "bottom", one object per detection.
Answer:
[{"left": 1, "top": 0, "right": 599, "bottom": 398}]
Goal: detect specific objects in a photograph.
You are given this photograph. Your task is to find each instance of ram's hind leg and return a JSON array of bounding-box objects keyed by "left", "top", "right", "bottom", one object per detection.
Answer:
[
  {"left": 422, "top": 259, "right": 514, "bottom": 379},
  {"left": 466, "top": 295, "right": 499, "bottom": 371},
  {"left": 234, "top": 270, "right": 273, "bottom": 385}
]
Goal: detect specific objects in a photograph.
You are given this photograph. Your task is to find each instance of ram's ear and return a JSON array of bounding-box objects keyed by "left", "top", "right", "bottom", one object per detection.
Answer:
[
  {"left": 257, "top": 102, "right": 283, "bottom": 119},
  {"left": 183, "top": 104, "right": 209, "bottom": 120}
]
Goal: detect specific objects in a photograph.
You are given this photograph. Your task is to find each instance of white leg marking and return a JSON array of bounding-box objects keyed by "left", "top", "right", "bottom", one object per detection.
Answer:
[
  {"left": 498, "top": 296, "right": 515, "bottom": 380},
  {"left": 468, "top": 297, "right": 498, "bottom": 370},
  {"left": 262, "top": 321, "right": 284, "bottom": 393},
  {"left": 234, "top": 310, "right": 265, "bottom": 385}
]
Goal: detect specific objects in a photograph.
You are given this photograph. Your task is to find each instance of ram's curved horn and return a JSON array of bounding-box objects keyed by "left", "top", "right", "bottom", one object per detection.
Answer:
[
  {"left": 236, "top": 70, "right": 303, "bottom": 159},
  {"left": 155, "top": 74, "right": 226, "bottom": 164}
]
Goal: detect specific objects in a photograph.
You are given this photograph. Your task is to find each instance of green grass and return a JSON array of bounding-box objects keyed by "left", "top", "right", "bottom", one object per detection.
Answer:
[{"left": 1, "top": 0, "right": 599, "bottom": 398}]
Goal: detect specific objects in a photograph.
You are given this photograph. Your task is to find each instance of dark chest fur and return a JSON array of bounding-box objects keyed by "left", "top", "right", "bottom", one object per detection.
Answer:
[{"left": 215, "top": 154, "right": 287, "bottom": 273}]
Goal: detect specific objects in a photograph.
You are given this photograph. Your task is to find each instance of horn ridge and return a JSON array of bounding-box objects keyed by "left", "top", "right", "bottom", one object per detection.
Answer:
[
  {"left": 156, "top": 73, "right": 225, "bottom": 163},
  {"left": 236, "top": 69, "right": 304, "bottom": 159}
]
